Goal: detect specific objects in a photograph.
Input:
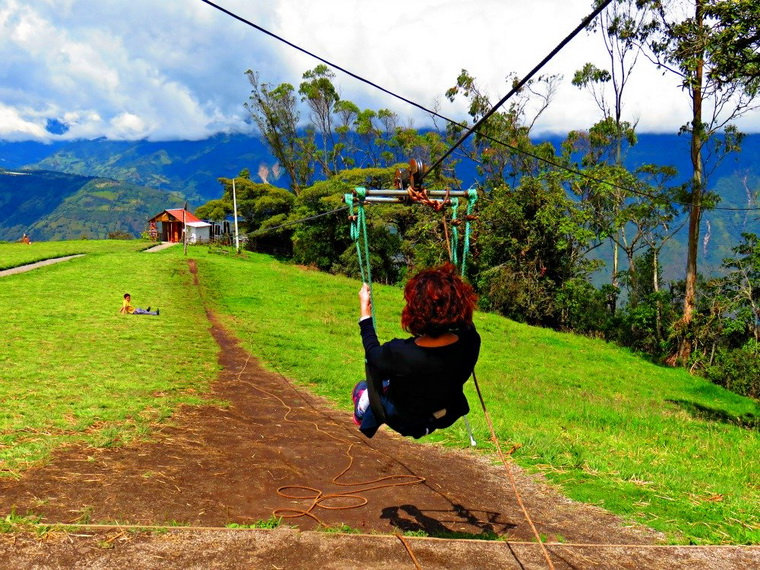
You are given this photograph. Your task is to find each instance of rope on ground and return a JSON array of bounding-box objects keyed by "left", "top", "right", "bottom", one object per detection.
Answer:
[
  {"left": 396, "top": 532, "right": 423, "bottom": 569},
  {"left": 18, "top": 522, "right": 760, "bottom": 549},
  {"left": 230, "top": 346, "right": 425, "bottom": 528},
  {"left": 470, "top": 370, "right": 556, "bottom": 570}
]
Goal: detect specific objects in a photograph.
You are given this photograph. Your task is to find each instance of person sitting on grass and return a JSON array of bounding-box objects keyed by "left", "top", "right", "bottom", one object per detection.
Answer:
[
  {"left": 119, "top": 293, "right": 159, "bottom": 316},
  {"left": 352, "top": 263, "right": 480, "bottom": 439}
]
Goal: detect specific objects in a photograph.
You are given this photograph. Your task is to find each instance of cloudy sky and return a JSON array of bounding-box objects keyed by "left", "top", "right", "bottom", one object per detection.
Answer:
[{"left": 1, "top": 0, "right": 758, "bottom": 142}]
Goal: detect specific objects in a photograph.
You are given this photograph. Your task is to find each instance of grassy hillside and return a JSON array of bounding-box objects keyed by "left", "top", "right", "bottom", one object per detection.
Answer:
[
  {"left": 0, "top": 170, "right": 186, "bottom": 241},
  {"left": 0, "top": 169, "right": 94, "bottom": 241},
  {"left": 29, "top": 178, "right": 185, "bottom": 240},
  {"left": 0, "top": 239, "right": 151, "bottom": 270},
  {"left": 0, "top": 242, "right": 218, "bottom": 473},
  {"left": 24, "top": 134, "right": 276, "bottom": 202},
  {"left": 0, "top": 243, "right": 757, "bottom": 544}
]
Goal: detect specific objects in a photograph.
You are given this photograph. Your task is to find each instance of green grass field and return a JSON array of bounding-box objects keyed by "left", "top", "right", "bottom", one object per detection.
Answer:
[
  {"left": 192, "top": 248, "right": 759, "bottom": 545},
  {"left": 0, "top": 242, "right": 757, "bottom": 544}
]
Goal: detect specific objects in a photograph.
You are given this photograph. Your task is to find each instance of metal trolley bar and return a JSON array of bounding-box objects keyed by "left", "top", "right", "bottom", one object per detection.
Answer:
[
  {"left": 363, "top": 189, "right": 471, "bottom": 197},
  {"left": 363, "top": 196, "right": 447, "bottom": 204}
]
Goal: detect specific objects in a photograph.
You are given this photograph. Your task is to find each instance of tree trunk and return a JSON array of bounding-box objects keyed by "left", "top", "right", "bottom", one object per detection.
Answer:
[
  {"left": 654, "top": 247, "right": 662, "bottom": 342},
  {"left": 672, "top": 0, "right": 705, "bottom": 365}
]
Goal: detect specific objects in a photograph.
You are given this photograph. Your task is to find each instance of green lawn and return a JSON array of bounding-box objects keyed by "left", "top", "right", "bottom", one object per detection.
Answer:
[
  {"left": 190, "top": 247, "right": 759, "bottom": 545},
  {"left": 0, "top": 246, "right": 218, "bottom": 475},
  {"left": 0, "top": 239, "right": 152, "bottom": 270}
]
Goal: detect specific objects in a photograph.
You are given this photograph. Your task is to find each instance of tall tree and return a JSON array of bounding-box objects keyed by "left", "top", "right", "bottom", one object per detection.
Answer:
[
  {"left": 445, "top": 69, "right": 559, "bottom": 189},
  {"left": 299, "top": 65, "right": 341, "bottom": 177},
  {"left": 245, "top": 70, "right": 313, "bottom": 194},
  {"left": 632, "top": 0, "right": 760, "bottom": 363},
  {"left": 573, "top": 0, "right": 650, "bottom": 291}
]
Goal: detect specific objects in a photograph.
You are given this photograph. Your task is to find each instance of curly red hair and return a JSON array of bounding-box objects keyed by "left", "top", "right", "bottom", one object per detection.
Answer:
[{"left": 401, "top": 263, "right": 477, "bottom": 337}]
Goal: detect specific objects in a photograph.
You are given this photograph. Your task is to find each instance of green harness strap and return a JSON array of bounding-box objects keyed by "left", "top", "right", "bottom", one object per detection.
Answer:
[
  {"left": 447, "top": 188, "right": 477, "bottom": 276},
  {"left": 460, "top": 188, "right": 478, "bottom": 277},
  {"left": 346, "top": 187, "right": 375, "bottom": 327},
  {"left": 449, "top": 197, "right": 460, "bottom": 268},
  {"left": 346, "top": 186, "right": 478, "bottom": 317}
]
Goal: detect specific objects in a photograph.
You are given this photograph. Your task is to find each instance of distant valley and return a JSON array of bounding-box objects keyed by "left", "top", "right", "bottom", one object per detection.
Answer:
[
  {"left": 0, "top": 169, "right": 185, "bottom": 241},
  {"left": 0, "top": 133, "right": 278, "bottom": 204}
]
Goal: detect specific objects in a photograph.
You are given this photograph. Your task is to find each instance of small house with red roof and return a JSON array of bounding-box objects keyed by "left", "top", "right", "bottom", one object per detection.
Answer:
[{"left": 148, "top": 208, "right": 212, "bottom": 243}]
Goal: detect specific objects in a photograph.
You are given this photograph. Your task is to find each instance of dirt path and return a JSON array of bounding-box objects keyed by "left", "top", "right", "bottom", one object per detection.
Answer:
[{"left": 1, "top": 259, "right": 757, "bottom": 568}]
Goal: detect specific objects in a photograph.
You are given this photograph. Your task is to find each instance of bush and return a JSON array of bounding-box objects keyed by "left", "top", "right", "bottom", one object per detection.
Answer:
[
  {"left": 108, "top": 230, "right": 134, "bottom": 240},
  {"left": 705, "top": 341, "right": 760, "bottom": 399},
  {"left": 555, "top": 278, "right": 611, "bottom": 335}
]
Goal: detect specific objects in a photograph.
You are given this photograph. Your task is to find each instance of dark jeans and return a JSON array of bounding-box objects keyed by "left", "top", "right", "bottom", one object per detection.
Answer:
[{"left": 356, "top": 380, "right": 465, "bottom": 440}]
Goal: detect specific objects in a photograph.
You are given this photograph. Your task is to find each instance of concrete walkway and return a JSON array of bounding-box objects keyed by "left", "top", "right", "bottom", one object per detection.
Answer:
[
  {"left": 2, "top": 528, "right": 758, "bottom": 569},
  {"left": 143, "top": 241, "right": 178, "bottom": 252},
  {"left": 0, "top": 254, "right": 85, "bottom": 278}
]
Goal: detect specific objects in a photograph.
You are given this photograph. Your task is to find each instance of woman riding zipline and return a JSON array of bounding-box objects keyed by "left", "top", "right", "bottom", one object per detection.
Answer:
[{"left": 352, "top": 263, "right": 481, "bottom": 439}]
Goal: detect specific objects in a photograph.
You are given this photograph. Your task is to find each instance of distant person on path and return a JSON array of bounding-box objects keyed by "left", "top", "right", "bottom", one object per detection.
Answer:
[
  {"left": 120, "top": 293, "right": 159, "bottom": 316},
  {"left": 351, "top": 263, "right": 480, "bottom": 439}
]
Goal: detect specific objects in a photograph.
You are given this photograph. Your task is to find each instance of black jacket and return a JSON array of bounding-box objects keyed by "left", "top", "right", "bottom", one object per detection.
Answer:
[{"left": 360, "top": 318, "right": 481, "bottom": 422}]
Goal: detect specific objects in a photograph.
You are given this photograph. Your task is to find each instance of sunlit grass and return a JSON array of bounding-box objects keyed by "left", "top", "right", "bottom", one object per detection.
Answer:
[
  {"left": 0, "top": 247, "right": 218, "bottom": 474},
  {"left": 1, "top": 242, "right": 757, "bottom": 544},
  {"left": 191, "top": 248, "right": 759, "bottom": 545}
]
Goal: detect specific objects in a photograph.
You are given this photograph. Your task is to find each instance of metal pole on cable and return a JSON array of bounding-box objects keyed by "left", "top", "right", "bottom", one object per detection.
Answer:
[
  {"left": 232, "top": 178, "right": 240, "bottom": 253},
  {"left": 183, "top": 201, "right": 188, "bottom": 256}
]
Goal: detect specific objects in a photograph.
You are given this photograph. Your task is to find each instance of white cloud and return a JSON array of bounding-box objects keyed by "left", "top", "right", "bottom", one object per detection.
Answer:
[
  {"left": 0, "top": 103, "right": 48, "bottom": 140},
  {"left": 0, "top": 0, "right": 757, "bottom": 142},
  {"left": 110, "top": 112, "right": 146, "bottom": 138}
]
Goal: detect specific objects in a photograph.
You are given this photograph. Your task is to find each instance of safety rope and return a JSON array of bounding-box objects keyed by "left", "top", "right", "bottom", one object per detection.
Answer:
[
  {"left": 471, "top": 370, "right": 555, "bottom": 570},
  {"left": 345, "top": 189, "right": 375, "bottom": 328}
]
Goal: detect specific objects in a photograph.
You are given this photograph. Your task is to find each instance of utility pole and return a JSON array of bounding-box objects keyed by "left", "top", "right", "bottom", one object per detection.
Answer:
[
  {"left": 183, "top": 201, "right": 188, "bottom": 256},
  {"left": 232, "top": 178, "right": 240, "bottom": 253}
]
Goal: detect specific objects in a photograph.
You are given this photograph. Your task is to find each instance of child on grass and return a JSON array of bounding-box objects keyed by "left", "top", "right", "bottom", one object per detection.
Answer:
[{"left": 120, "top": 293, "right": 159, "bottom": 316}]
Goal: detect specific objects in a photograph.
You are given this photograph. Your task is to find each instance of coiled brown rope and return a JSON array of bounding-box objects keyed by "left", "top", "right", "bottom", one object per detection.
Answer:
[{"left": 231, "top": 350, "right": 425, "bottom": 528}]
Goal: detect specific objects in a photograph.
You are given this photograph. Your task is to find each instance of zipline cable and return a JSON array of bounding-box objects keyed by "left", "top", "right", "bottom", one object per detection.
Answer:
[
  {"left": 199, "top": 0, "right": 759, "bottom": 213},
  {"left": 420, "top": 0, "right": 612, "bottom": 182},
  {"left": 248, "top": 205, "right": 349, "bottom": 237}
]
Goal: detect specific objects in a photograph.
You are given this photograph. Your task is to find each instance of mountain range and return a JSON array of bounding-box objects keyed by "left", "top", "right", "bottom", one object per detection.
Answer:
[{"left": 0, "top": 133, "right": 757, "bottom": 279}]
